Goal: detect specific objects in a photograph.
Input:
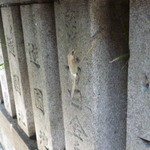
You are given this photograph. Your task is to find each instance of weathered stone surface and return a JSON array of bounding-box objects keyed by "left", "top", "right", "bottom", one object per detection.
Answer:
[
  {"left": 55, "top": 0, "right": 128, "bottom": 149},
  {"left": 0, "top": 12, "right": 16, "bottom": 117},
  {"left": 0, "top": 104, "right": 37, "bottom": 150},
  {"left": 126, "top": 1, "right": 150, "bottom": 150},
  {"left": 0, "top": 52, "right": 4, "bottom": 104},
  {"left": 0, "top": 0, "right": 51, "bottom": 6},
  {"left": 0, "top": 84, "right": 3, "bottom": 104},
  {"left": 1, "top": 6, "right": 35, "bottom": 136},
  {"left": 21, "top": 4, "right": 65, "bottom": 150}
]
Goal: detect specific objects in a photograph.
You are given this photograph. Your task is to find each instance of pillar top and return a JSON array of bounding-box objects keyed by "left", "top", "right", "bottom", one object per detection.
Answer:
[{"left": 0, "top": 0, "right": 52, "bottom": 6}]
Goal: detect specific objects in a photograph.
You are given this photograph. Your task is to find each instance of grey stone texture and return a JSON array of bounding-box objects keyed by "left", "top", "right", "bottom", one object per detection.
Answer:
[
  {"left": 0, "top": 12, "right": 16, "bottom": 117},
  {"left": 1, "top": 6, "right": 35, "bottom": 136},
  {"left": 55, "top": 0, "right": 128, "bottom": 149},
  {"left": 0, "top": 104, "right": 37, "bottom": 150},
  {"left": 0, "top": 83, "right": 3, "bottom": 104},
  {"left": 0, "top": 84, "right": 3, "bottom": 104},
  {"left": 21, "top": 3, "right": 65, "bottom": 150},
  {"left": 126, "top": 0, "right": 150, "bottom": 150},
  {"left": 0, "top": 0, "right": 50, "bottom": 6}
]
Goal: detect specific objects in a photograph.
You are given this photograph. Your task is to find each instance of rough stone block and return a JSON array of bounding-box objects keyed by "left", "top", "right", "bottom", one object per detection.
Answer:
[
  {"left": 126, "top": 1, "right": 150, "bottom": 150},
  {"left": 55, "top": 0, "right": 128, "bottom": 149},
  {"left": 0, "top": 12, "right": 16, "bottom": 117},
  {"left": 21, "top": 3, "right": 65, "bottom": 150},
  {"left": 1, "top": 6, "right": 35, "bottom": 137}
]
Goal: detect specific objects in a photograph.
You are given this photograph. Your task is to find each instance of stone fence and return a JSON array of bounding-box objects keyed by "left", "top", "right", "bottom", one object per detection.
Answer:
[{"left": 0, "top": 0, "right": 149, "bottom": 150}]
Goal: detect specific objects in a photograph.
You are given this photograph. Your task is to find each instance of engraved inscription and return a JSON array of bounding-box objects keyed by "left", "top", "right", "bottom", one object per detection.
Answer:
[
  {"left": 18, "top": 111, "right": 26, "bottom": 127},
  {"left": 6, "top": 37, "right": 15, "bottom": 57},
  {"left": 65, "top": 8, "right": 78, "bottom": 46},
  {"left": 9, "top": 23, "right": 13, "bottom": 34},
  {"left": 3, "top": 91, "right": 9, "bottom": 109},
  {"left": 34, "top": 88, "right": 44, "bottom": 114},
  {"left": 71, "top": 89, "right": 82, "bottom": 110},
  {"left": 39, "top": 130, "right": 49, "bottom": 149},
  {"left": 28, "top": 43, "right": 40, "bottom": 68},
  {"left": 13, "top": 75, "right": 21, "bottom": 95},
  {"left": 70, "top": 116, "right": 87, "bottom": 141},
  {"left": 74, "top": 140, "right": 81, "bottom": 150}
]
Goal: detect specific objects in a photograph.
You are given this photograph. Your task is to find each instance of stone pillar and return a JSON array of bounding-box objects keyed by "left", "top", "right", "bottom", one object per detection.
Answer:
[
  {"left": 1, "top": 6, "right": 35, "bottom": 137},
  {"left": 0, "top": 12, "right": 3, "bottom": 104},
  {"left": 127, "top": 1, "right": 150, "bottom": 150},
  {"left": 0, "top": 105, "right": 37, "bottom": 150},
  {"left": 0, "top": 84, "right": 3, "bottom": 104},
  {"left": 0, "top": 41, "right": 3, "bottom": 105},
  {"left": 55, "top": 0, "right": 128, "bottom": 149},
  {"left": 0, "top": 65, "right": 3, "bottom": 104},
  {"left": 0, "top": 12, "right": 16, "bottom": 117},
  {"left": 0, "top": 0, "right": 50, "bottom": 6},
  {"left": 21, "top": 3, "right": 65, "bottom": 150}
]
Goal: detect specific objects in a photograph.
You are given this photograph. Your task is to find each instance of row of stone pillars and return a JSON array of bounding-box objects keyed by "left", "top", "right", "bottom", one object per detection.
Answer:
[{"left": 0, "top": 0, "right": 149, "bottom": 150}]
